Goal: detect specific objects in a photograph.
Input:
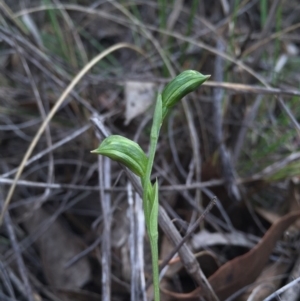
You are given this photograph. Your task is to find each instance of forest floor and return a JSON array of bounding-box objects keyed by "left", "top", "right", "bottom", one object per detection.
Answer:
[{"left": 1, "top": 1, "right": 300, "bottom": 301}]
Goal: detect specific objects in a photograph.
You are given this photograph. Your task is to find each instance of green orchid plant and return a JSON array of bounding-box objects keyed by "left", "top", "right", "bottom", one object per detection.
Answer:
[{"left": 91, "top": 70, "right": 210, "bottom": 301}]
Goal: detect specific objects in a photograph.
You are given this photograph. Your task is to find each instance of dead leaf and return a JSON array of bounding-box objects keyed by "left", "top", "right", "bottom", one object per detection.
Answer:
[
  {"left": 124, "top": 81, "right": 156, "bottom": 125},
  {"left": 255, "top": 207, "right": 281, "bottom": 224},
  {"left": 21, "top": 207, "right": 91, "bottom": 289},
  {"left": 240, "top": 261, "right": 289, "bottom": 301},
  {"left": 287, "top": 178, "right": 300, "bottom": 233},
  {"left": 161, "top": 210, "right": 300, "bottom": 300},
  {"left": 279, "top": 179, "right": 300, "bottom": 301},
  {"left": 191, "top": 229, "right": 254, "bottom": 250}
]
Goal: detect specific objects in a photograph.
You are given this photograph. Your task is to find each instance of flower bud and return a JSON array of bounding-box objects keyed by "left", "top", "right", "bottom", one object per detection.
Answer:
[
  {"left": 161, "top": 70, "right": 210, "bottom": 119},
  {"left": 91, "top": 135, "right": 148, "bottom": 178}
]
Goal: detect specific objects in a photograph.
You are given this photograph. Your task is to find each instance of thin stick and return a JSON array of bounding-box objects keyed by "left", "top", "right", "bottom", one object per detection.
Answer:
[
  {"left": 159, "top": 198, "right": 216, "bottom": 273},
  {"left": 212, "top": 39, "right": 240, "bottom": 202},
  {"left": 99, "top": 156, "right": 112, "bottom": 301},
  {"left": 127, "top": 182, "right": 137, "bottom": 301},
  {"left": 136, "top": 191, "right": 147, "bottom": 301}
]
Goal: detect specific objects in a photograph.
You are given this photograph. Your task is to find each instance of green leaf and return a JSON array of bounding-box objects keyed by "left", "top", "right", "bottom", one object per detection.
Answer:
[
  {"left": 161, "top": 70, "right": 210, "bottom": 119},
  {"left": 91, "top": 135, "right": 148, "bottom": 178}
]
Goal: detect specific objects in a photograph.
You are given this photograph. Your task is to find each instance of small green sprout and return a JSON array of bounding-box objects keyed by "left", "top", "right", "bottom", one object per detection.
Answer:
[{"left": 92, "top": 70, "right": 209, "bottom": 301}]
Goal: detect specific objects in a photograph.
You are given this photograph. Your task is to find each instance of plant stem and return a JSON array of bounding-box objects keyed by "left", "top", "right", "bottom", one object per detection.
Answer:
[
  {"left": 142, "top": 95, "right": 163, "bottom": 203},
  {"left": 142, "top": 95, "right": 163, "bottom": 301},
  {"left": 149, "top": 232, "right": 160, "bottom": 301}
]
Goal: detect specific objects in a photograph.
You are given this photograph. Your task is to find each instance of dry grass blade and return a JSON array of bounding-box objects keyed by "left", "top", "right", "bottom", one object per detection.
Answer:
[
  {"left": 243, "top": 22, "right": 300, "bottom": 56},
  {"left": 98, "top": 155, "right": 112, "bottom": 301},
  {"left": 51, "top": 0, "right": 88, "bottom": 66},
  {"left": 212, "top": 39, "right": 240, "bottom": 202},
  {"left": 14, "top": 38, "right": 54, "bottom": 208},
  {"left": 203, "top": 81, "right": 300, "bottom": 97},
  {"left": 181, "top": 95, "right": 203, "bottom": 213},
  {"left": 1, "top": 124, "right": 91, "bottom": 178},
  {"left": 0, "top": 43, "right": 145, "bottom": 225},
  {"left": 0, "top": 0, "right": 29, "bottom": 35},
  {"left": 250, "top": 0, "right": 282, "bottom": 65}
]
